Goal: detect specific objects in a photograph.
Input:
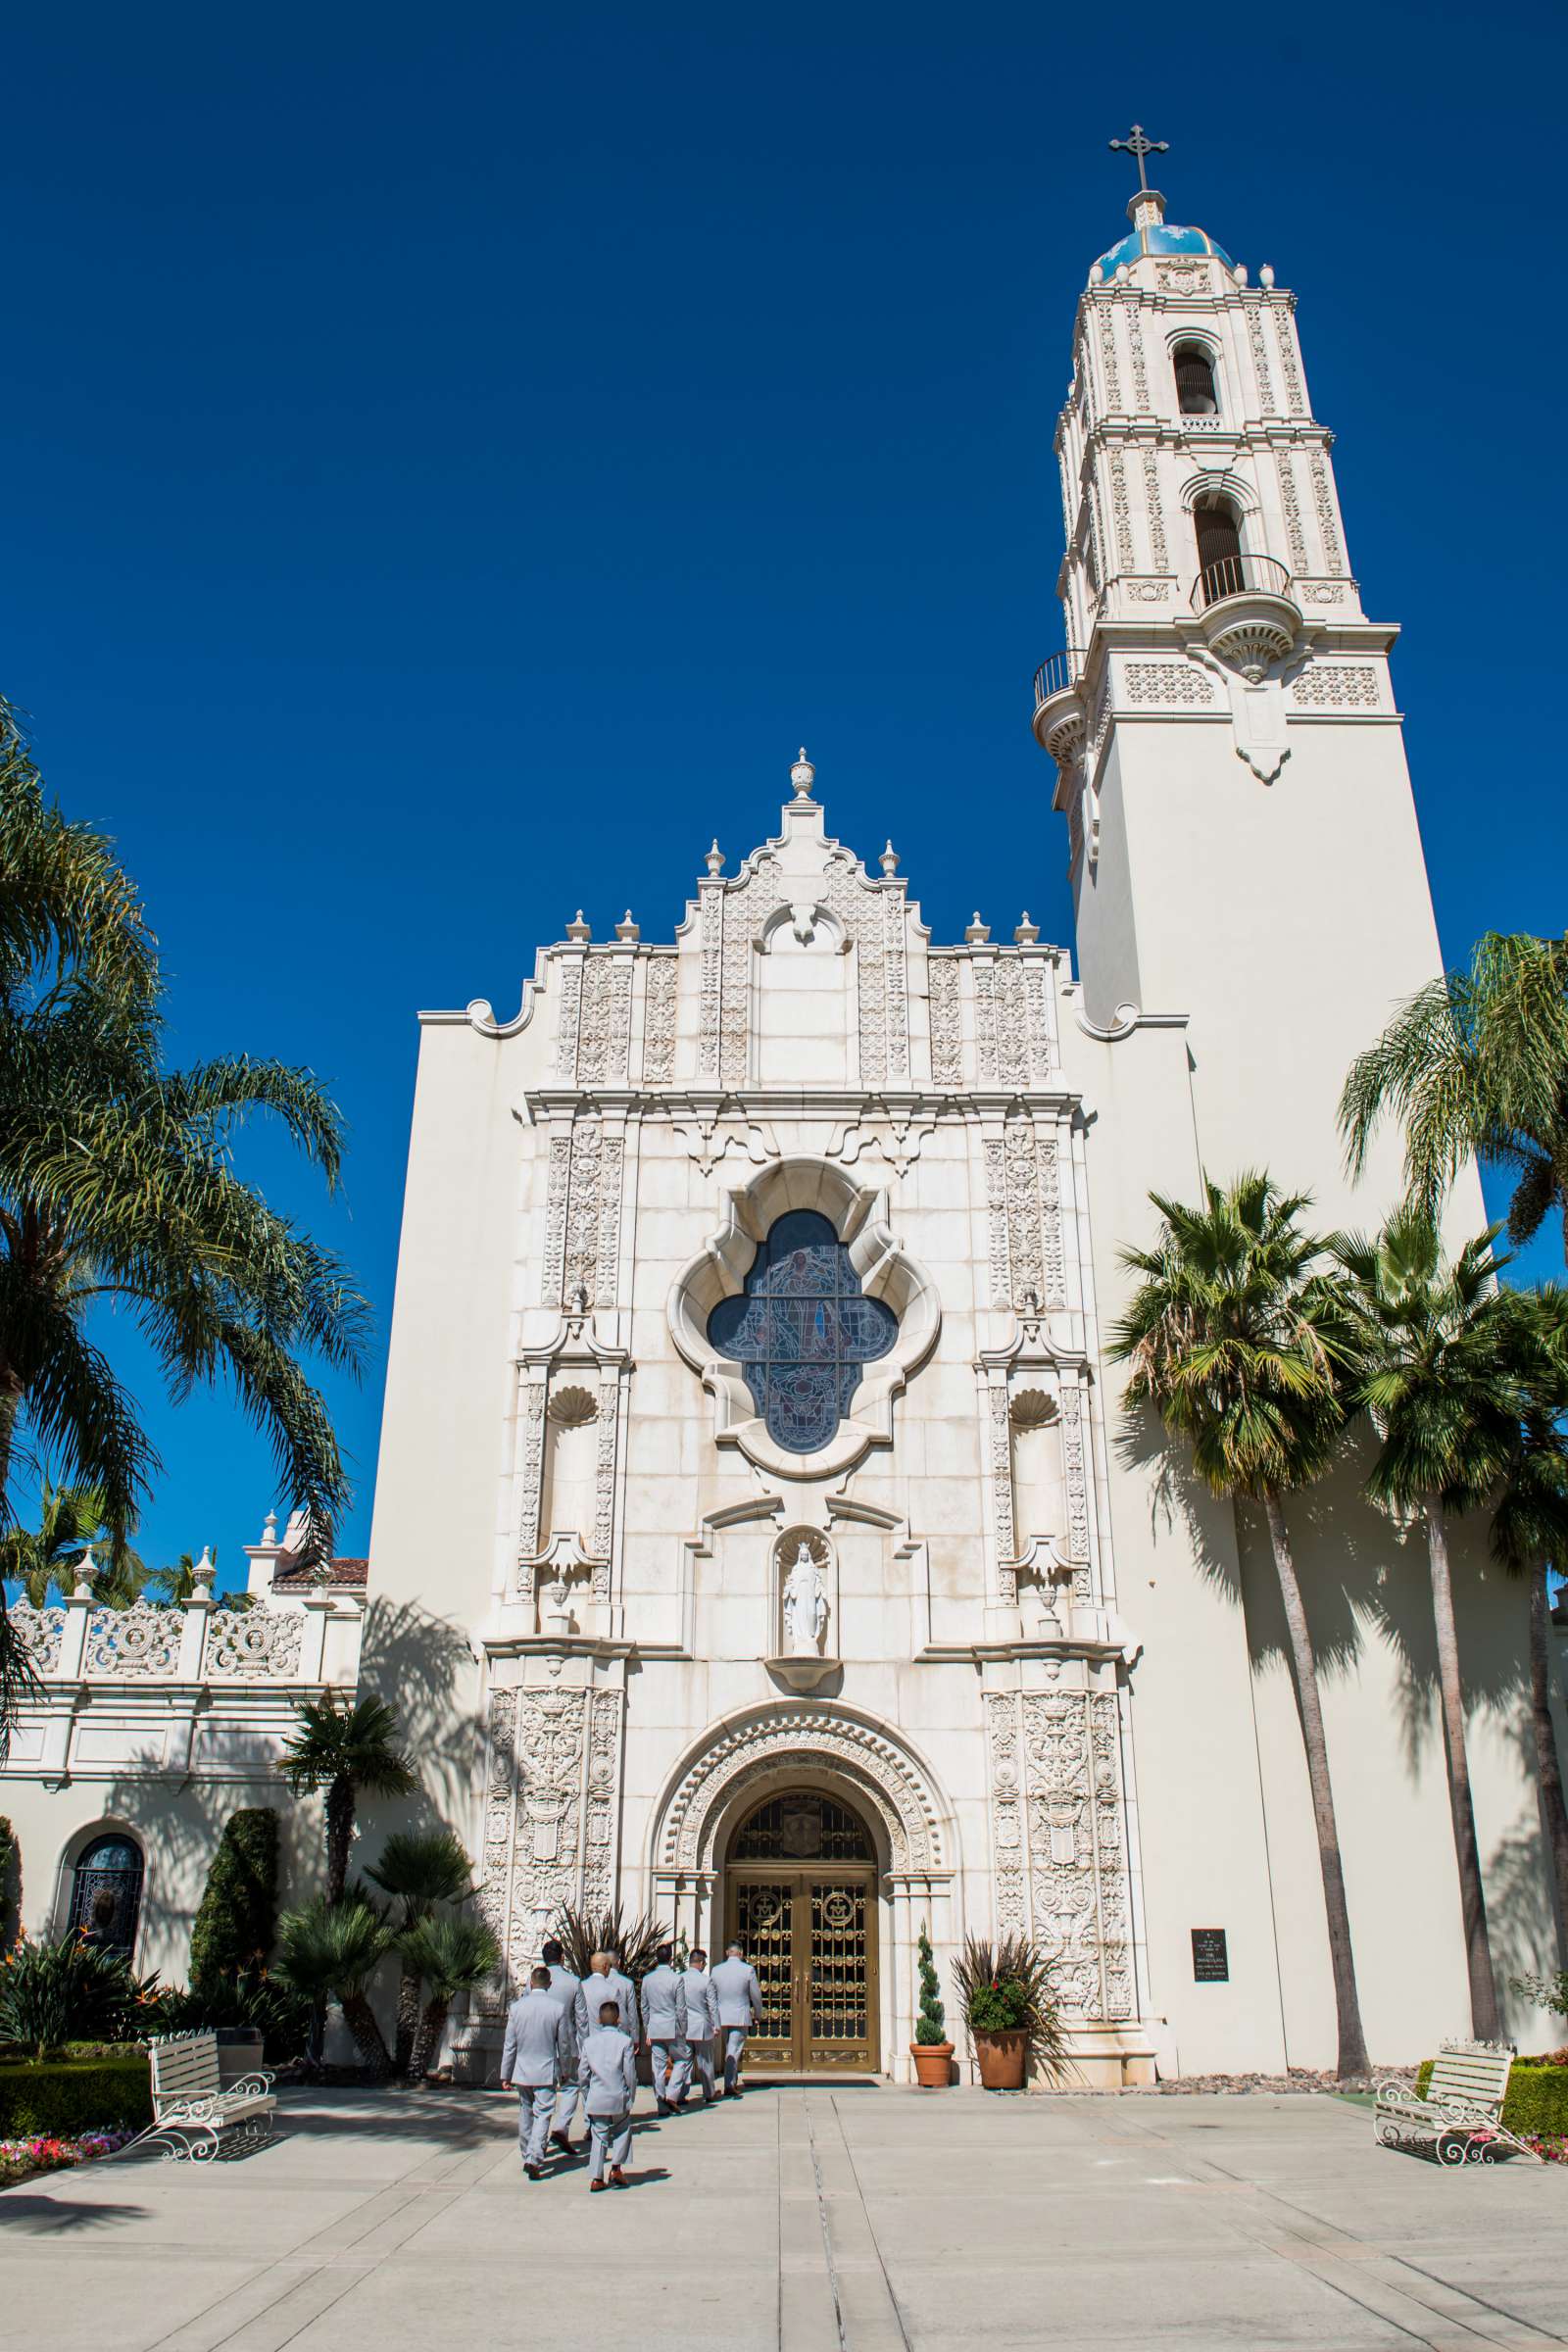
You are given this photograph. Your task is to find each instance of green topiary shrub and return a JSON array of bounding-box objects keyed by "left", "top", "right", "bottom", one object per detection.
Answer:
[
  {"left": 189, "top": 1808, "right": 279, "bottom": 1991},
  {"left": 914, "top": 1923, "right": 948, "bottom": 2046},
  {"left": 0, "top": 2052, "right": 152, "bottom": 2136},
  {"left": 1414, "top": 2057, "right": 1568, "bottom": 2139}
]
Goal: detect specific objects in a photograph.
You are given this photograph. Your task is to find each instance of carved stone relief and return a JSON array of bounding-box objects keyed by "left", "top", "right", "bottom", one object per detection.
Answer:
[
  {"left": 984, "top": 1686, "right": 1132, "bottom": 2021},
  {"left": 1269, "top": 294, "right": 1306, "bottom": 416},
  {"left": 474, "top": 1683, "right": 625, "bottom": 2014},
  {"left": 660, "top": 1707, "right": 942, "bottom": 1873},
  {"left": 1141, "top": 449, "right": 1168, "bottom": 572},
  {"left": 1107, "top": 450, "right": 1134, "bottom": 571},
  {"left": 1123, "top": 662, "right": 1213, "bottom": 707},
  {"left": 1290, "top": 663, "right": 1380, "bottom": 709},
  {"left": 206, "top": 1609, "right": 304, "bottom": 1677},
  {"left": 7, "top": 1601, "right": 64, "bottom": 1671},
  {"left": 575, "top": 958, "right": 632, "bottom": 1086},
  {"left": 985, "top": 1119, "right": 1067, "bottom": 1310},
  {"left": 541, "top": 1120, "right": 623, "bottom": 1309},
  {"left": 84, "top": 1605, "right": 180, "bottom": 1677},
  {"left": 642, "top": 954, "right": 678, "bottom": 1085},
  {"left": 1094, "top": 294, "right": 1122, "bottom": 412},
  {"left": 1243, "top": 296, "right": 1276, "bottom": 413},
  {"left": 554, "top": 957, "right": 583, "bottom": 1081},
  {"left": 987, "top": 1382, "right": 1017, "bottom": 1604},
  {"left": 929, "top": 955, "right": 963, "bottom": 1087},
  {"left": 1277, "top": 451, "right": 1309, "bottom": 573},
  {"left": 1309, "top": 454, "right": 1346, "bottom": 574}
]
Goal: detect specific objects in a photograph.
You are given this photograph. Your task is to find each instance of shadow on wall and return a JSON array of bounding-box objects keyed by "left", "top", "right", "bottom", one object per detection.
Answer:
[{"left": 356, "top": 1595, "right": 480, "bottom": 1833}]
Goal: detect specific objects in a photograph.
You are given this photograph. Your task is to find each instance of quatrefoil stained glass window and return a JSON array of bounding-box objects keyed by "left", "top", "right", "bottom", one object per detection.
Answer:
[{"left": 707, "top": 1209, "right": 899, "bottom": 1455}]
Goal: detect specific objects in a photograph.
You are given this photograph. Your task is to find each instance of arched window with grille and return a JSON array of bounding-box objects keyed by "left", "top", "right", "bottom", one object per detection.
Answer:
[
  {"left": 68, "top": 1832, "right": 144, "bottom": 1956},
  {"left": 1173, "top": 342, "right": 1219, "bottom": 416},
  {"left": 1193, "top": 496, "right": 1245, "bottom": 604}
]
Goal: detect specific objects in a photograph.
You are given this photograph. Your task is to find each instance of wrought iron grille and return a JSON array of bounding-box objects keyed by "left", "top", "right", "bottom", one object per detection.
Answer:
[
  {"left": 731, "top": 1792, "right": 874, "bottom": 1862},
  {"left": 67, "top": 1834, "right": 144, "bottom": 1954}
]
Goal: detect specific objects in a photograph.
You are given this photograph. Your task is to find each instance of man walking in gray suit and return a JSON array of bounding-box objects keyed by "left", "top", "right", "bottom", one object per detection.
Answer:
[
  {"left": 669, "top": 1944, "right": 720, "bottom": 2108},
  {"left": 499, "top": 1965, "right": 571, "bottom": 2179},
  {"left": 578, "top": 1995, "right": 639, "bottom": 2190},
  {"left": 574, "top": 1948, "right": 640, "bottom": 2046},
  {"left": 542, "top": 1936, "right": 584, "bottom": 2156},
  {"left": 709, "top": 1940, "right": 763, "bottom": 2097},
  {"left": 640, "top": 1942, "right": 687, "bottom": 2117}
]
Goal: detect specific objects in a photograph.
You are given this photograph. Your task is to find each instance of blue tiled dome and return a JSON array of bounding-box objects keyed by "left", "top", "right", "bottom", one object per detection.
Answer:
[{"left": 1095, "top": 220, "right": 1234, "bottom": 279}]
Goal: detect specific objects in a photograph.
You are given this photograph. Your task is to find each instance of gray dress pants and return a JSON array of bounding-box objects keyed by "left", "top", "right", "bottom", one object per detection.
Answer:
[
  {"left": 669, "top": 2037, "right": 714, "bottom": 2102},
  {"left": 723, "top": 2028, "right": 748, "bottom": 2091},
  {"left": 515, "top": 2083, "right": 556, "bottom": 2166},
  {"left": 651, "top": 2036, "right": 688, "bottom": 2106},
  {"left": 586, "top": 2110, "right": 632, "bottom": 2181}
]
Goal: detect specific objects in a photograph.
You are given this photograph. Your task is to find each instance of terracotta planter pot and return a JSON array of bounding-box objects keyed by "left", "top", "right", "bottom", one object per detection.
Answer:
[
  {"left": 971, "top": 2029, "right": 1027, "bottom": 2090},
  {"left": 910, "top": 2040, "right": 954, "bottom": 2088}
]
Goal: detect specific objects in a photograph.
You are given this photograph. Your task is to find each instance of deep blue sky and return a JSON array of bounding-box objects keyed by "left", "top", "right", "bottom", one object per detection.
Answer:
[{"left": 4, "top": 2, "right": 1562, "bottom": 1587}]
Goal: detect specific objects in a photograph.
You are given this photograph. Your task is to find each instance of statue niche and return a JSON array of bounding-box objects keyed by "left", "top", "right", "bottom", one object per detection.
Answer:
[
  {"left": 1009, "top": 1387, "right": 1068, "bottom": 1626},
  {"left": 767, "top": 1527, "right": 838, "bottom": 1692}
]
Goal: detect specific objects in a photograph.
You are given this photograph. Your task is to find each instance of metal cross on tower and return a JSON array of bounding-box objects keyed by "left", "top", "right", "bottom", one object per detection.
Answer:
[{"left": 1108, "top": 123, "right": 1168, "bottom": 191}]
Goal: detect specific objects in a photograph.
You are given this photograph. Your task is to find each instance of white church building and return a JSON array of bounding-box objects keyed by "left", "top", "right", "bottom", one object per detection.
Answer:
[{"left": 6, "top": 169, "right": 1558, "bottom": 2085}]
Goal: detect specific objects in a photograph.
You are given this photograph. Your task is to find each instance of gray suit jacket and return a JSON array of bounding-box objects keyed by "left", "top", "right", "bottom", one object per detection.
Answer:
[
  {"left": 548, "top": 1963, "right": 583, "bottom": 2069},
  {"left": 680, "top": 1966, "right": 720, "bottom": 2042},
  {"left": 500, "top": 1989, "right": 569, "bottom": 2088},
  {"left": 577, "top": 2024, "right": 638, "bottom": 2116},
  {"left": 710, "top": 1956, "right": 763, "bottom": 2029},
  {"left": 576, "top": 1967, "right": 640, "bottom": 2042},
  {"left": 640, "top": 1963, "right": 685, "bottom": 2040}
]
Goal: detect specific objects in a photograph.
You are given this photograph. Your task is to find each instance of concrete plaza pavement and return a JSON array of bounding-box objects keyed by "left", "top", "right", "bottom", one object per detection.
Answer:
[{"left": 2, "top": 2080, "right": 1563, "bottom": 2351}]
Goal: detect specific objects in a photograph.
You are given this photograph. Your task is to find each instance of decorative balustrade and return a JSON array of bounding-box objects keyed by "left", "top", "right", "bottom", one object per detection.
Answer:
[
  {"left": 84, "top": 1604, "right": 182, "bottom": 1677},
  {"left": 205, "top": 1606, "right": 304, "bottom": 1678},
  {"left": 9, "top": 1601, "right": 66, "bottom": 1674},
  {"left": 1190, "top": 552, "right": 1293, "bottom": 611},
  {"left": 2, "top": 1589, "right": 357, "bottom": 1687},
  {"left": 1031, "top": 650, "right": 1082, "bottom": 710}
]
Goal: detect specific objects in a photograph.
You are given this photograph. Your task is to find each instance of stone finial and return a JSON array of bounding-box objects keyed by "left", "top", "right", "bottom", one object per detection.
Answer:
[
  {"left": 1114, "top": 264, "right": 1130, "bottom": 285},
  {"left": 789, "top": 747, "right": 816, "bottom": 799},
  {"left": 1259, "top": 264, "right": 1275, "bottom": 289},
  {"left": 566, "top": 910, "right": 592, "bottom": 943},
  {"left": 615, "top": 909, "right": 640, "bottom": 941},
  {"left": 880, "top": 841, "right": 899, "bottom": 876},
  {"left": 262, "top": 1508, "right": 278, "bottom": 1547},
  {"left": 191, "top": 1545, "right": 218, "bottom": 1593},
  {"left": 965, "top": 911, "right": 991, "bottom": 944},
  {"left": 1234, "top": 264, "right": 1249, "bottom": 287},
  {"left": 706, "top": 839, "right": 725, "bottom": 876},
  {"left": 1088, "top": 263, "right": 1103, "bottom": 286},
  {"left": 1014, "top": 913, "right": 1040, "bottom": 945},
  {"left": 73, "top": 1544, "right": 98, "bottom": 1600}
]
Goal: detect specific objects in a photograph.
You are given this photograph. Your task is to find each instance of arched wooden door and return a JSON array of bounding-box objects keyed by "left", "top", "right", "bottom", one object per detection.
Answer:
[{"left": 723, "top": 1790, "right": 879, "bottom": 2074}]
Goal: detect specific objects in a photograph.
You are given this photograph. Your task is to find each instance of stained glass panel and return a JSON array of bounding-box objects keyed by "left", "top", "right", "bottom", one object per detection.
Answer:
[{"left": 707, "top": 1210, "right": 899, "bottom": 1455}]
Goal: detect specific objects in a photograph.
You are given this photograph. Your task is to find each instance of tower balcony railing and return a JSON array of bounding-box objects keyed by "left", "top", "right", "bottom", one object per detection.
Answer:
[
  {"left": 1031, "top": 649, "right": 1086, "bottom": 760},
  {"left": 1190, "top": 553, "right": 1293, "bottom": 612}
]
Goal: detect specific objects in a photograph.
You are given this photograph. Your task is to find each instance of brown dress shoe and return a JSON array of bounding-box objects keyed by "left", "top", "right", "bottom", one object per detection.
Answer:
[
  {"left": 523, "top": 2163, "right": 542, "bottom": 2180},
  {"left": 610, "top": 2165, "right": 626, "bottom": 2185},
  {"left": 589, "top": 2178, "right": 608, "bottom": 2192}
]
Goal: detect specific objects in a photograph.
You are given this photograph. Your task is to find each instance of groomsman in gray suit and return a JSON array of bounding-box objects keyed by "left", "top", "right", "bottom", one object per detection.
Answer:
[
  {"left": 670, "top": 1945, "right": 720, "bottom": 2108},
  {"left": 578, "top": 1996, "right": 639, "bottom": 2190},
  {"left": 499, "top": 1966, "right": 571, "bottom": 2178},
  {"left": 542, "top": 1936, "right": 584, "bottom": 2156},
  {"left": 574, "top": 1948, "right": 641, "bottom": 2046},
  {"left": 639, "top": 1943, "right": 687, "bottom": 2117},
  {"left": 709, "top": 1941, "right": 764, "bottom": 2097}
]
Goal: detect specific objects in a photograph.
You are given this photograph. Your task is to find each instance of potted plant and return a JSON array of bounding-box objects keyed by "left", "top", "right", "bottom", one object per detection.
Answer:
[
  {"left": 909, "top": 1923, "right": 953, "bottom": 2087},
  {"left": 956, "top": 1934, "right": 1071, "bottom": 2092}
]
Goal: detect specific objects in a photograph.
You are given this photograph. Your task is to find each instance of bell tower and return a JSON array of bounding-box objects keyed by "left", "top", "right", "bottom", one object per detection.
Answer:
[{"left": 1034, "top": 132, "right": 1446, "bottom": 1210}]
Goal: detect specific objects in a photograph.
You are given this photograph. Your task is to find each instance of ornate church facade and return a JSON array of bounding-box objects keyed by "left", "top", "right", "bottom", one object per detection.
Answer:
[{"left": 6, "top": 170, "right": 1554, "bottom": 2083}]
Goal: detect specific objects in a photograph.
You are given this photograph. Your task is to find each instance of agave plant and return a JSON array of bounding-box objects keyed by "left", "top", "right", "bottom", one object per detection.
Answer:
[
  {"left": 952, "top": 1934, "right": 1072, "bottom": 2085},
  {"left": 397, "top": 1913, "right": 500, "bottom": 2081},
  {"left": 553, "top": 1902, "right": 669, "bottom": 1985},
  {"left": 273, "top": 1898, "right": 394, "bottom": 2079},
  {"left": 0, "top": 1933, "right": 162, "bottom": 2060}
]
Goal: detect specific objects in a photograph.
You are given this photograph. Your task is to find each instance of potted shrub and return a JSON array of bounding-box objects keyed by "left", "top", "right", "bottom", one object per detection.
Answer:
[
  {"left": 909, "top": 1923, "right": 953, "bottom": 2087},
  {"left": 956, "top": 1934, "right": 1070, "bottom": 2092}
]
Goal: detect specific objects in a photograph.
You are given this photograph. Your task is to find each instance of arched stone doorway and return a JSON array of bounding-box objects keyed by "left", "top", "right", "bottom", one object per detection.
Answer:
[
  {"left": 648, "top": 1700, "right": 956, "bottom": 2082},
  {"left": 723, "top": 1789, "right": 879, "bottom": 2074}
]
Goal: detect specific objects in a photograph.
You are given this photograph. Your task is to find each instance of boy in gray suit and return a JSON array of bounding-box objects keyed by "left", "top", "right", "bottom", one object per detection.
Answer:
[
  {"left": 639, "top": 1942, "right": 687, "bottom": 2117},
  {"left": 542, "top": 1936, "right": 584, "bottom": 2156},
  {"left": 670, "top": 1945, "right": 720, "bottom": 2108},
  {"left": 709, "top": 1941, "right": 763, "bottom": 2097},
  {"left": 578, "top": 1995, "right": 639, "bottom": 2190},
  {"left": 499, "top": 1965, "right": 571, "bottom": 2178}
]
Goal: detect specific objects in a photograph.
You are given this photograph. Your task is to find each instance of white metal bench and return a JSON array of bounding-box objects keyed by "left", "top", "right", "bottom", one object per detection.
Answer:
[
  {"left": 117, "top": 2030, "right": 277, "bottom": 2163},
  {"left": 1375, "top": 2037, "right": 1542, "bottom": 2165}
]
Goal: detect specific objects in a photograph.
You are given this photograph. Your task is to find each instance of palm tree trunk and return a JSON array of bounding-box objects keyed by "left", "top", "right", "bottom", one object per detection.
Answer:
[
  {"left": 1262, "top": 1493, "right": 1371, "bottom": 2079},
  {"left": 1529, "top": 1563, "right": 1568, "bottom": 1967},
  {"left": 393, "top": 1957, "right": 421, "bottom": 2077},
  {"left": 338, "top": 1988, "right": 392, "bottom": 2079},
  {"left": 1423, "top": 1496, "right": 1500, "bottom": 2038},
  {"left": 410, "top": 1992, "right": 451, "bottom": 2081},
  {"left": 325, "top": 1776, "right": 354, "bottom": 1903}
]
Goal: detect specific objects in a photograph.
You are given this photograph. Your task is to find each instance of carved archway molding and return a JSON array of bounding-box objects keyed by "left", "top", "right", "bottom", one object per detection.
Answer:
[{"left": 653, "top": 1700, "right": 951, "bottom": 1877}]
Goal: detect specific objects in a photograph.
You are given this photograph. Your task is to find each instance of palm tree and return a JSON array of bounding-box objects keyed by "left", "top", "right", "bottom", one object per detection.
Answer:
[
  {"left": 0, "top": 1479, "right": 129, "bottom": 1605},
  {"left": 274, "top": 1897, "right": 394, "bottom": 2078},
  {"left": 1483, "top": 1285, "right": 1568, "bottom": 1966},
  {"left": 1108, "top": 1172, "right": 1371, "bottom": 2080},
  {"left": 277, "top": 1693, "right": 417, "bottom": 1900},
  {"left": 1340, "top": 930, "right": 1568, "bottom": 1255},
  {"left": 366, "top": 1830, "right": 475, "bottom": 2075},
  {"left": 144, "top": 1549, "right": 216, "bottom": 1605},
  {"left": 397, "top": 1914, "right": 500, "bottom": 2082},
  {"left": 1329, "top": 1210, "right": 1523, "bottom": 2039}
]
